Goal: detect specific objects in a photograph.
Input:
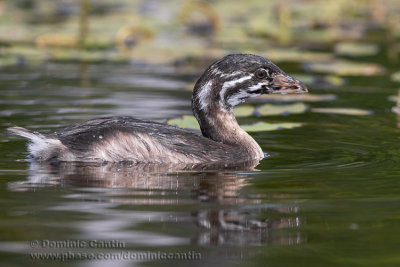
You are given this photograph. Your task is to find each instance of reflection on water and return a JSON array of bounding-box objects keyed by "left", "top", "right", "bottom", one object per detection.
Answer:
[{"left": 7, "top": 161, "right": 304, "bottom": 250}]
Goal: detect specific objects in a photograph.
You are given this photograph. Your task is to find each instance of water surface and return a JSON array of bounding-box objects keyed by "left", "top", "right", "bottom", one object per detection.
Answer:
[{"left": 1, "top": 58, "right": 400, "bottom": 267}]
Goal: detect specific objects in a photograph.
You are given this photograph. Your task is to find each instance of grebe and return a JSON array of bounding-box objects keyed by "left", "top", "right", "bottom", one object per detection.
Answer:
[{"left": 8, "top": 54, "right": 307, "bottom": 164}]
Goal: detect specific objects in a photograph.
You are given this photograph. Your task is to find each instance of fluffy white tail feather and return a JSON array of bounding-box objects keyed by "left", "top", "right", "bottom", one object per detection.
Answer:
[
  {"left": 8, "top": 126, "right": 46, "bottom": 143},
  {"left": 7, "top": 126, "right": 64, "bottom": 161}
]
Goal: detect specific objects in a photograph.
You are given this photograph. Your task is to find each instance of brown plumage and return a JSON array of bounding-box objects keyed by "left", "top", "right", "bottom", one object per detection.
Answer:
[{"left": 8, "top": 54, "right": 307, "bottom": 164}]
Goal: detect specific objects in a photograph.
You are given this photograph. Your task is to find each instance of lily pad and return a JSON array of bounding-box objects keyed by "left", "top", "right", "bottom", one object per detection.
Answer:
[
  {"left": 257, "top": 103, "right": 307, "bottom": 116},
  {"left": 391, "top": 71, "right": 400, "bottom": 83},
  {"left": 167, "top": 115, "right": 302, "bottom": 132},
  {"left": 334, "top": 42, "right": 379, "bottom": 57},
  {"left": 241, "top": 122, "right": 302, "bottom": 132},
  {"left": 306, "top": 60, "right": 384, "bottom": 76},
  {"left": 233, "top": 105, "right": 255, "bottom": 117},
  {"left": 258, "top": 93, "right": 336, "bottom": 103},
  {"left": 167, "top": 115, "right": 200, "bottom": 130},
  {"left": 324, "top": 75, "right": 347, "bottom": 87},
  {"left": 311, "top": 108, "right": 372, "bottom": 115}
]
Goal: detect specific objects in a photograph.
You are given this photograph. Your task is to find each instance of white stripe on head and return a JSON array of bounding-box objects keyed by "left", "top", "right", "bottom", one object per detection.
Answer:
[
  {"left": 211, "top": 68, "right": 242, "bottom": 78},
  {"left": 227, "top": 91, "right": 252, "bottom": 106},
  {"left": 247, "top": 81, "right": 268, "bottom": 92},
  {"left": 222, "top": 75, "right": 252, "bottom": 90},
  {"left": 219, "top": 71, "right": 242, "bottom": 78},
  {"left": 226, "top": 81, "right": 269, "bottom": 107},
  {"left": 219, "top": 75, "right": 252, "bottom": 108},
  {"left": 197, "top": 80, "right": 213, "bottom": 111}
]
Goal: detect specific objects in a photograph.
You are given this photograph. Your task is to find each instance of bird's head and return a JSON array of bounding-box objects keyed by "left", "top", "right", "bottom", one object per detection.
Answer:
[{"left": 192, "top": 54, "right": 308, "bottom": 112}]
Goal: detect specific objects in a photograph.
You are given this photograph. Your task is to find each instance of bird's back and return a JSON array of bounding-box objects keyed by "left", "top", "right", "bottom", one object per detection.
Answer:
[{"left": 10, "top": 116, "right": 240, "bottom": 163}]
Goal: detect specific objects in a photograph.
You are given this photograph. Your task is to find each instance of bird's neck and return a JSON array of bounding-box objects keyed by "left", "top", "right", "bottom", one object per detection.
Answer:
[{"left": 192, "top": 82, "right": 263, "bottom": 160}]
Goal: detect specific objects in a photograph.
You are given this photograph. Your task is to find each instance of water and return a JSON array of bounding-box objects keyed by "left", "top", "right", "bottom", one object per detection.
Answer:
[{"left": 1, "top": 58, "right": 400, "bottom": 267}]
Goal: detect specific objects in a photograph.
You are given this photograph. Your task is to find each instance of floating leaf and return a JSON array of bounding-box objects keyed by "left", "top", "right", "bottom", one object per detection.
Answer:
[
  {"left": 306, "top": 60, "right": 384, "bottom": 76},
  {"left": 258, "top": 93, "right": 336, "bottom": 102},
  {"left": 391, "top": 71, "right": 400, "bottom": 83},
  {"left": 167, "top": 115, "right": 200, "bottom": 130},
  {"left": 311, "top": 108, "right": 372, "bottom": 115},
  {"left": 334, "top": 42, "right": 379, "bottom": 57},
  {"left": 233, "top": 105, "right": 255, "bottom": 117},
  {"left": 257, "top": 103, "right": 307, "bottom": 116},
  {"left": 325, "top": 75, "right": 347, "bottom": 87},
  {"left": 241, "top": 122, "right": 302, "bottom": 132},
  {"left": 35, "top": 33, "right": 77, "bottom": 48},
  {"left": 167, "top": 115, "right": 301, "bottom": 132}
]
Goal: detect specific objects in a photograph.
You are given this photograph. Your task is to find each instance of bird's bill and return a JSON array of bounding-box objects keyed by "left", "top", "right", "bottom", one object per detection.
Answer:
[{"left": 270, "top": 73, "right": 308, "bottom": 94}]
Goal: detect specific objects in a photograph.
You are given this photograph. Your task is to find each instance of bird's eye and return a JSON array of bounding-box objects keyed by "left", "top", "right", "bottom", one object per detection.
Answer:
[{"left": 255, "top": 68, "right": 267, "bottom": 79}]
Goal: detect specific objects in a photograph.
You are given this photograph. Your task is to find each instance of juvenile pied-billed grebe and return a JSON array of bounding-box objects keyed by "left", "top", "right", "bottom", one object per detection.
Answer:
[{"left": 8, "top": 54, "right": 307, "bottom": 164}]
